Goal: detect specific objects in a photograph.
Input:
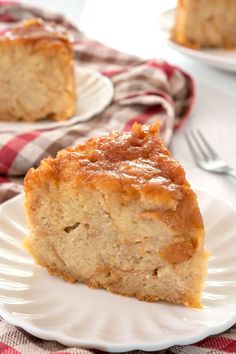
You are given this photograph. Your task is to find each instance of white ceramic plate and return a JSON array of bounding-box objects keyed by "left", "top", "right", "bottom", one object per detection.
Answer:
[
  {"left": 0, "top": 190, "right": 236, "bottom": 352},
  {"left": 159, "top": 9, "right": 236, "bottom": 73},
  {"left": 0, "top": 66, "right": 114, "bottom": 132}
]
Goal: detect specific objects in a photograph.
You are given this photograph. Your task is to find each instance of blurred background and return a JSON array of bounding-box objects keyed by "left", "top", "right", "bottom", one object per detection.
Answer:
[{"left": 25, "top": 0, "right": 176, "bottom": 58}]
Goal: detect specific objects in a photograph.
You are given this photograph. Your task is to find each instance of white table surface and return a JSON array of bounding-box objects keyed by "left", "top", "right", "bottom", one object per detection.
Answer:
[{"left": 28, "top": 0, "right": 236, "bottom": 207}]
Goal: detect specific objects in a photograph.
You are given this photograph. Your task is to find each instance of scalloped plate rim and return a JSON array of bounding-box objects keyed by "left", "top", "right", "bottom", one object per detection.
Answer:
[{"left": 0, "top": 304, "right": 236, "bottom": 352}]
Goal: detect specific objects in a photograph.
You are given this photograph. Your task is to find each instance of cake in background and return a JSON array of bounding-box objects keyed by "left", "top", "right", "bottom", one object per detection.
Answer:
[
  {"left": 0, "top": 18, "right": 76, "bottom": 122},
  {"left": 24, "top": 123, "right": 208, "bottom": 308},
  {"left": 172, "top": 0, "right": 236, "bottom": 48}
]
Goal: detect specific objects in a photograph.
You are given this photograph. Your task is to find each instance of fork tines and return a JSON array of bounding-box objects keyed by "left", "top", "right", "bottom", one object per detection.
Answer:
[{"left": 185, "top": 130, "right": 218, "bottom": 162}]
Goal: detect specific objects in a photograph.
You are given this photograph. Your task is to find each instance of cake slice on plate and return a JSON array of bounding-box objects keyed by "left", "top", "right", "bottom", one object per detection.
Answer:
[
  {"left": 172, "top": 0, "right": 236, "bottom": 48},
  {"left": 24, "top": 123, "right": 208, "bottom": 308},
  {"left": 0, "top": 18, "right": 76, "bottom": 122}
]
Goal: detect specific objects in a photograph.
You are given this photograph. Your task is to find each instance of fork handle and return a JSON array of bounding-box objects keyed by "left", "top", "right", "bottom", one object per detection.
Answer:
[{"left": 228, "top": 169, "right": 236, "bottom": 181}]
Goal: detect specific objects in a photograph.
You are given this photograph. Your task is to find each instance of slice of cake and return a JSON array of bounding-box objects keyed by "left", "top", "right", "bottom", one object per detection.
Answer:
[
  {"left": 0, "top": 18, "right": 76, "bottom": 122},
  {"left": 24, "top": 123, "right": 208, "bottom": 308},
  {"left": 172, "top": 0, "right": 236, "bottom": 48}
]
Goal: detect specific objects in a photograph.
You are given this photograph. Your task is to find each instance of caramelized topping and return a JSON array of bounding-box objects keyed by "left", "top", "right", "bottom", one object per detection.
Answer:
[
  {"left": 56, "top": 123, "right": 187, "bottom": 188},
  {"left": 0, "top": 18, "right": 68, "bottom": 41}
]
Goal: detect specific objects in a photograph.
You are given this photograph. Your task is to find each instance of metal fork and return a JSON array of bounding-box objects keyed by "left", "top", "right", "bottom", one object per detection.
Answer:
[{"left": 185, "top": 130, "right": 236, "bottom": 180}]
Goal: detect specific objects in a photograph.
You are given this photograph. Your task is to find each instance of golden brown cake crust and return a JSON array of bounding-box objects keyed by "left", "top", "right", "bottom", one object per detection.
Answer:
[
  {"left": 25, "top": 123, "right": 189, "bottom": 194},
  {"left": 1, "top": 18, "right": 69, "bottom": 42},
  {"left": 24, "top": 122, "right": 196, "bottom": 220}
]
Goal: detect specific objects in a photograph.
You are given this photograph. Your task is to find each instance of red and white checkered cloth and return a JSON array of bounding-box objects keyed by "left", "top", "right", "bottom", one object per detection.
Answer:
[{"left": 0, "top": 3, "right": 235, "bottom": 354}]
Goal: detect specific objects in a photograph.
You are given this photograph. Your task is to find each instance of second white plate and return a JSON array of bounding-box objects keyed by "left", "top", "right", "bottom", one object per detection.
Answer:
[
  {"left": 159, "top": 9, "right": 236, "bottom": 73},
  {"left": 0, "top": 66, "right": 114, "bottom": 132},
  {"left": 0, "top": 190, "right": 236, "bottom": 351}
]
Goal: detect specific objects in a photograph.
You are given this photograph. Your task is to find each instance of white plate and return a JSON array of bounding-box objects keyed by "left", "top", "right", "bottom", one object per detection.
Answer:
[
  {"left": 0, "top": 66, "right": 114, "bottom": 132},
  {"left": 159, "top": 9, "right": 236, "bottom": 73},
  {"left": 0, "top": 190, "right": 236, "bottom": 352}
]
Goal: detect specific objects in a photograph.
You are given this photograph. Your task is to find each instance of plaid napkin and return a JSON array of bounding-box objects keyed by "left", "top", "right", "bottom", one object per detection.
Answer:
[{"left": 0, "top": 3, "right": 235, "bottom": 354}]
